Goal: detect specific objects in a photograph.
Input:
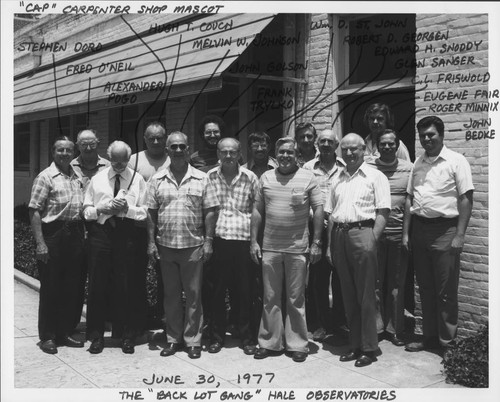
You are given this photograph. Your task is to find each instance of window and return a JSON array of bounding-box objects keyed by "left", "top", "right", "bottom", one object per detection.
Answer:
[
  {"left": 336, "top": 14, "right": 417, "bottom": 159},
  {"left": 14, "top": 123, "right": 30, "bottom": 171}
]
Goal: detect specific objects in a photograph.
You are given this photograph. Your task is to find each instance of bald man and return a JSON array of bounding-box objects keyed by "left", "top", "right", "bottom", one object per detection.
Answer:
[
  {"left": 206, "top": 138, "right": 260, "bottom": 355},
  {"left": 325, "top": 134, "right": 390, "bottom": 367},
  {"left": 83, "top": 141, "right": 148, "bottom": 354},
  {"left": 147, "top": 132, "right": 219, "bottom": 359},
  {"left": 303, "top": 130, "right": 346, "bottom": 342}
]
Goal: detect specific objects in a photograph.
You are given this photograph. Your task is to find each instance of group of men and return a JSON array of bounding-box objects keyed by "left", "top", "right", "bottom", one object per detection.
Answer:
[{"left": 28, "top": 110, "right": 474, "bottom": 367}]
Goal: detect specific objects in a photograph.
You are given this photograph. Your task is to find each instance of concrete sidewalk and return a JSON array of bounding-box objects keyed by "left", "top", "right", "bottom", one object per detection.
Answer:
[{"left": 11, "top": 274, "right": 464, "bottom": 400}]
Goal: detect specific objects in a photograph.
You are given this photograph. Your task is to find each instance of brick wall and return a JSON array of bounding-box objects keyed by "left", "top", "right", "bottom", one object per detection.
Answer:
[
  {"left": 413, "top": 14, "right": 489, "bottom": 338},
  {"left": 300, "top": 14, "right": 337, "bottom": 133}
]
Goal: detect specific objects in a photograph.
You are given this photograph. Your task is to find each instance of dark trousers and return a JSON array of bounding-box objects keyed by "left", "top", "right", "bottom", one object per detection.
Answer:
[
  {"left": 86, "top": 219, "right": 147, "bottom": 341},
  {"left": 38, "top": 221, "right": 85, "bottom": 342},
  {"left": 332, "top": 226, "right": 378, "bottom": 353},
  {"left": 306, "top": 229, "right": 346, "bottom": 332},
  {"left": 210, "top": 238, "right": 255, "bottom": 345},
  {"left": 412, "top": 217, "right": 460, "bottom": 345},
  {"left": 375, "top": 232, "right": 409, "bottom": 335}
]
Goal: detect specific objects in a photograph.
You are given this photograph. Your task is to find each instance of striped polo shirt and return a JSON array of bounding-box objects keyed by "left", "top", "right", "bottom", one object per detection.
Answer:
[{"left": 258, "top": 168, "right": 322, "bottom": 253}]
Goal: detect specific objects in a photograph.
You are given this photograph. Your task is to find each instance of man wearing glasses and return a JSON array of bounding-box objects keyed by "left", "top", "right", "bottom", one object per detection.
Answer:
[
  {"left": 243, "top": 131, "right": 278, "bottom": 179},
  {"left": 147, "top": 132, "right": 219, "bottom": 359},
  {"left": 190, "top": 115, "right": 225, "bottom": 172},
  {"left": 70, "top": 129, "right": 110, "bottom": 332}
]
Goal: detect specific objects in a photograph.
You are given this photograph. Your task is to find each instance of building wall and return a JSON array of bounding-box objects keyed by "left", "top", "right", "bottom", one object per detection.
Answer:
[
  {"left": 413, "top": 14, "right": 489, "bottom": 338},
  {"left": 300, "top": 14, "right": 338, "bottom": 134}
]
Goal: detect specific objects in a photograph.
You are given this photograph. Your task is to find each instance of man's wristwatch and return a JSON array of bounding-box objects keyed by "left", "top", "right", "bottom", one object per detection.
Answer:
[{"left": 312, "top": 239, "right": 322, "bottom": 247}]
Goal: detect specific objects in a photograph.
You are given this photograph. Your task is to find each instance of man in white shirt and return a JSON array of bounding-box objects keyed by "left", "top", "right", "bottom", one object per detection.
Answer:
[{"left": 84, "top": 141, "right": 148, "bottom": 355}]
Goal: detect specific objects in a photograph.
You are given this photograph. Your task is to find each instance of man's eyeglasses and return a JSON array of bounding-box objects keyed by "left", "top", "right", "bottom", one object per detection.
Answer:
[
  {"left": 251, "top": 142, "right": 269, "bottom": 149},
  {"left": 204, "top": 130, "right": 220, "bottom": 136},
  {"left": 78, "top": 141, "right": 98, "bottom": 149},
  {"left": 169, "top": 144, "right": 187, "bottom": 151}
]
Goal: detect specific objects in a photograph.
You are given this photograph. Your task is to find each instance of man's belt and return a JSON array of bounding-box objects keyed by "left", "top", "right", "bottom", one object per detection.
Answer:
[
  {"left": 413, "top": 215, "right": 458, "bottom": 225},
  {"left": 333, "top": 219, "right": 374, "bottom": 231}
]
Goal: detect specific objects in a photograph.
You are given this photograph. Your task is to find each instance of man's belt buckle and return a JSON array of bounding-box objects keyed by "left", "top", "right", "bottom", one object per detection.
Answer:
[{"left": 339, "top": 222, "right": 352, "bottom": 231}]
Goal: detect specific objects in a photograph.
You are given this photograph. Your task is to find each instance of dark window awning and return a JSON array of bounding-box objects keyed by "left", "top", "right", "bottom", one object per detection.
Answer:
[{"left": 14, "top": 14, "right": 275, "bottom": 119}]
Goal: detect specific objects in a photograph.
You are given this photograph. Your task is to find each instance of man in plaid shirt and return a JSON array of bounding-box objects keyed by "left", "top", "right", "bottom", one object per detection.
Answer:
[
  {"left": 206, "top": 138, "right": 260, "bottom": 355},
  {"left": 147, "top": 132, "right": 219, "bottom": 359},
  {"left": 29, "top": 136, "right": 86, "bottom": 354}
]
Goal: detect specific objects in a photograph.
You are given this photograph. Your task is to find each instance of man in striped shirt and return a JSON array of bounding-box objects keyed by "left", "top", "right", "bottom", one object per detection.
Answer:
[
  {"left": 326, "top": 133, "right": 391, "bottom": 367},
  {"left": 147, "top": 132, "right": 219, "bottom": 359},
  {"left": 207, "top": 138, "right": 260, "bottom": 355},
  {"left": 250, "top": 137, "right": 323, "bottom": 363}
]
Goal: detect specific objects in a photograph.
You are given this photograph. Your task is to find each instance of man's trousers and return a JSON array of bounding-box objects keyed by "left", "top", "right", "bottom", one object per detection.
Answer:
[
  {"left": 375, "top": 232, "right": 408, "bottom": 335},
  {"left": 86, "top": 219, "right": 147, "bottom": 341},
  {"left": 332, "top": 226, "right": 378, "bottom": 353},
  {"left": 259, "top": 251, "right": 308, "bottom": 353},
  {"left": 210, "top": 238, "right": 255, "bottom": 346},
  {"left": 38, "top": 220, "right": 85, "bottom": 342},
  {"left": 411, "top": 217, "right": 461, "bottom": 345},
  {"left": 158, "top": 245, "right": 204, "bottom": 347}
]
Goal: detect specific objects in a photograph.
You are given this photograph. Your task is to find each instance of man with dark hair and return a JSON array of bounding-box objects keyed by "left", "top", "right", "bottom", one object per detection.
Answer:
[
  {"left": 367, "top": 130, "right": 413, "bottom": 346},
  {"left": 84, "top": 141, "right": 148, "bottom": 355},
  {"left": 326, "top": 133, "right": 391, "bottom": 367},
  {"left": 404, "top": 116, "right": 474, "bottom": 353},
  {"left": 363, "top": 103, "right": 410, "bottom": 161},
  {"left": 251, "top": 137, "right": 323, "bottom": 363},
  {"left": 190, "top": 115, "right": 226, "bottom": 172},
  {"left": 243, "top": 131, "right": 278, "bottom": 178},
  {"left": 29, "top": 136, "right": 86, "bottom": 354},
  {"left": 295, "top": 122, "right": 317, "bottom": 167}
]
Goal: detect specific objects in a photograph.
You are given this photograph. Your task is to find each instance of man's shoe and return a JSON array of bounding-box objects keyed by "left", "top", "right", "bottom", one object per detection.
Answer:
[
  {"left": 405, "top": 336, "right": 440, "bottom": 352},
  {"left": 388, "top": 333, "right": 405, "bottom": 347},
  {"left": 40, "top": 340, "right": 58, "bottom": 354},
  {"left": 312, "top": 327, "right": 327, "bottom": 342},
  {"left": 187, "top": 346, "right": 201, "bottom": 359},
  {"left": 160, "top": 343, "right": 182, "bottom": 357},
  {"left": 254, "top": 348, "right": 281, "bottom": 360},
  {"left": 208, "top": 342, "right": 223, "bottom": 354},
  {"left": 59, "top": 335, "right": 84, "bottom": 348},
  {"left": 292, "top": 351, "right": 308, "bottom": 363},
  {"left": 339, "top": 349, "right": 360, "bottom": 362},
  {"left": 121, "top": 339, "right": 135, "bottom": 354},
  {"left": 89, "top": 338, "right": 104, "bottom": 354},
  {"left": 243, "top": 344, "right": 257, "bottom": 355},
  {"left": 355, "top": 353, "right": 376, "bottom": 367}
]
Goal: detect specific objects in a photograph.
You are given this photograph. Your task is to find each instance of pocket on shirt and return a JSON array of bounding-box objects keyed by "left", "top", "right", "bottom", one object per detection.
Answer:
[
  {"left": 186, "top": 187, "right": 203, "bottom": 208},
  {"left": 290, "top": 188, "right": 306, "bottom": 207}
]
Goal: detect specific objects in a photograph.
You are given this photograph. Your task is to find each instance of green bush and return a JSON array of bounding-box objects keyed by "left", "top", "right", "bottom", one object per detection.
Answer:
[{"left": 442, "top": 324, "right": 488, "bottom": 388}]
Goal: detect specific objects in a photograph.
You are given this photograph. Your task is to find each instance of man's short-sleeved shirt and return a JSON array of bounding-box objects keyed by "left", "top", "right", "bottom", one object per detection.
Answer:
[
  {"left": 190, "top": 149, "right": 219, "bottom": 173},
  {"left": 29, "top": 162, "right": 84, "bottom": 223},
  {"left": 303, "top": 156, "right": 344, "bottom": 205},
  {"left": 128, "top": 151, "right": 171, "bottom": 182},
  {"left": 242, "top": 156, "right": 278, "bottom": 178},
  {"left": 207, "top": 166, "right": 259, "bottom": 241},
  {"left": 71, "top": 155, "right": 110, "bottom": 191},
  {"left": 147, "top": 165, "right": 219, "bottom": 249},
  {"left": 325, "top": 162, "right": 391, "bottom": 223},
  {"left": 407, "top": 145, "right": 474, "bottom": 218},
  {"left": 366, "top": 157, "right": 413, "bottom": 234},
  {"left": 365, "top": 134, "right": 411, "bottom": 161},
  {"left": 257, "top": 168, "right": 322, "bottom": 253}
]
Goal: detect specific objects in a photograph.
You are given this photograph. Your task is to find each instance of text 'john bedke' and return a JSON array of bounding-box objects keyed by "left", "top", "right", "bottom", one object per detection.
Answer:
[
  {"left": 17, "top": 41, "right": 102, "bottom": 53},
  {"left": 66, "top": 62, "right": 134, "bottom": 75}
]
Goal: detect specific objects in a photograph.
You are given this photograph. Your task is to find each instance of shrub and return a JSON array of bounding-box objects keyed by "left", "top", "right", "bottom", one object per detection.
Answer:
[
  {"left": 442, "top": 324, "right": 488, "bottom": 388},
  {"left": 14, "top": 219, "right": 38, "bottom": 279}
]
